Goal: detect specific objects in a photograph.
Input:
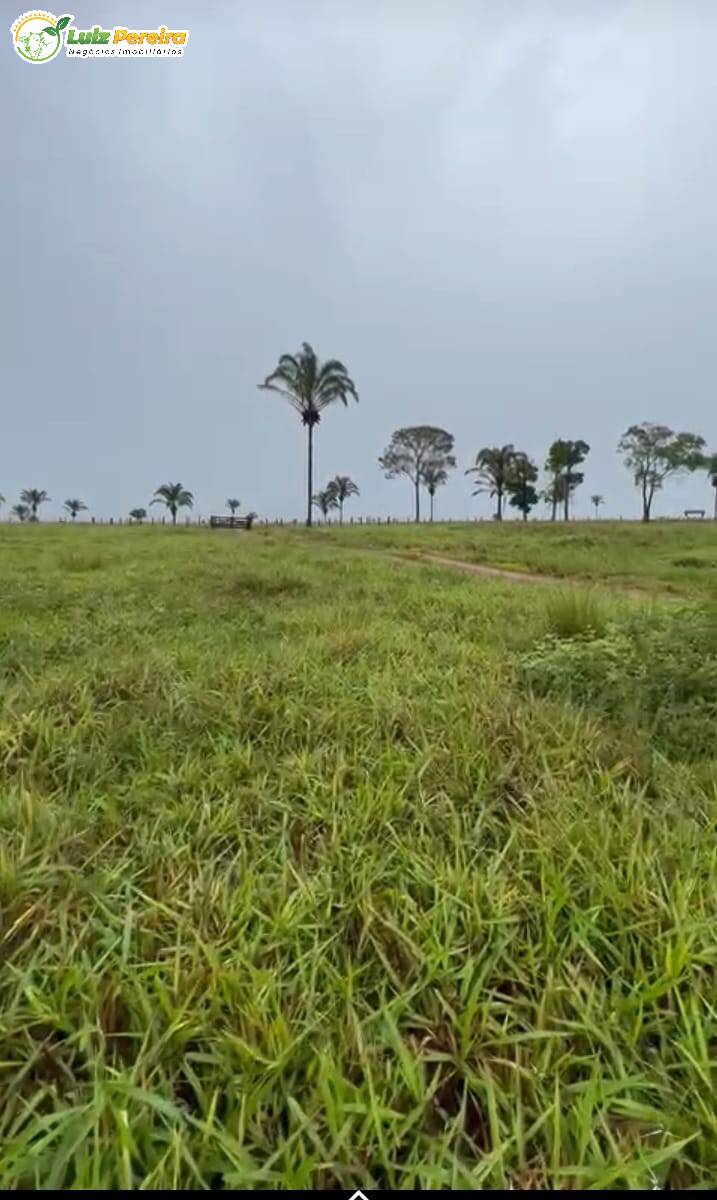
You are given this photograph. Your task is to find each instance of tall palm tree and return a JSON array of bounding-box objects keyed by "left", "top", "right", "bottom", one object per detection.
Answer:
[
  {"left": 226, "top": 498, "right": 241, "bottom": 515},
  {"left": 20, "top": 488, "right": 50, "bottom": 522},
  {"left": 11, "top": 503, "right": 28, "bottom": 522},
  {"left": 465, "top": 445, "right": 516, "bottom": 520},
  {"left": 707, "top": 455, "right": 717, "bottom": 520},
  {"left": 329, "top": 475, "right": 359, "bottom": 524},
  {"left": 151, "top": 482, "right": 194, "bottom": 526},
  {"left": 259, "top": 342, "right": 359, "bottom": 527},
  {"left": 64, "top": 498, "right": 87, "bottom": 521},
  {"left": 129, "top": 508, "right": 147, "bottom": 524},
  {"left": 312, "top": 488, "right": 339, "bottom": 520},
  {"left": 591, "top": 494, "right": 604, "bottom": 519},
  {"left": 422, "top": 463, "right": 448, "bottom": 522}
]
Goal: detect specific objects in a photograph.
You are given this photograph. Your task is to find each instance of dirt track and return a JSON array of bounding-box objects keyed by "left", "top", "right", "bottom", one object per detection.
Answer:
[
  {"left": 389, "top": 552, "right": 672, "bottom": 601},
  {"left": 401, "top": 552, "right": 557, "bottom": 586}
]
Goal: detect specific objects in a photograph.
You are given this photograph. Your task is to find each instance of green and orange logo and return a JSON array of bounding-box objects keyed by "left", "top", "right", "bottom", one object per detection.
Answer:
[
  {"left": 11, "top": 11, "right": 71, "bottom": 63},
  {"left": 11, "top": 11, "right": 188, "bottom": 61}
]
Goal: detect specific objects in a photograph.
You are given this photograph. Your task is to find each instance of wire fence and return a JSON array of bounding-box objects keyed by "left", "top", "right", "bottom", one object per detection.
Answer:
[{"left": 2, "top": 512, "right": 711, "bottom": 527}]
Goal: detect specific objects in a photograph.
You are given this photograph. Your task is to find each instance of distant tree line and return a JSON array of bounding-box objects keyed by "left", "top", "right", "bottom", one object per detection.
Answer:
[
  {"left": 257, "top": 341, "right": 715, "bottom": 526},
  {"left": 3, "top": 344, "right": 716, "bottom": 526}
]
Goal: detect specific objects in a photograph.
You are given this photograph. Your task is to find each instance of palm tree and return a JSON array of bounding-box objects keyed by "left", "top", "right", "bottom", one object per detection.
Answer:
[
  {"left": 591, "top": 494, "right": 604, "bottom": 519},
  {"left": 422, "top": 463, "right": 448, "bottom": 522},
  {"left": 259, "top": 342, "right": 359, "bottom": 527},
  {"left": 11, "top": 503, "right": 29, "bottom": 522},
  {"left": 329, "top": 475, "right": 359, "bottom": 524},
  {"left": 706, "top": 455, "right": 717, "bottom": 520},
  {"left": 465, "top": 445, "right": 516, "bottom": 520},
  {"left": 312, "top": 488, "right": 339, "bottom": 520},
  {"left": 151, "top": 482, "right": 194, "bottom": 526},
  {"left": 20, "top": 488, "right": 50, "bottom": 522},
  {"left": 0, "top": 494, "right": 4, "bottom": 512},
  {"left": 226, "top": 498, "right": 241, "bottom": 515},
  {"left": 129, "top": 508, "right": 147, "bottom": 524},
  {"left": 64, "top": 498, "right": 87, "bottom": 521}
]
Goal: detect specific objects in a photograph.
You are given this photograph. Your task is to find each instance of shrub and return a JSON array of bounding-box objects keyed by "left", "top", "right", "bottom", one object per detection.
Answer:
[
  {"left": 672, "top": 557, "right": 714, "bottom": 569},
  {"left": 520, "top": 607, "right": 717, "bottom": 761}
]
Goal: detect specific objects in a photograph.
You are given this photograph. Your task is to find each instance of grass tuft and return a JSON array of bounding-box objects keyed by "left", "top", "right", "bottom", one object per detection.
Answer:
[
  {"left": 58, "top": 550, "right": 106, "bottom": 572},
  {"left": 543, "top": 588, "right": 608, "bottom": 639}
]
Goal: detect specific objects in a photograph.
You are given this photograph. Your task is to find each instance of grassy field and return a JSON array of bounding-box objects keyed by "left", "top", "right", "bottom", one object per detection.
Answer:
[
  {"left": 316, "top": 519, "right": 717, "bottom": 599},
  {"left": 1, "top": 524, "right": 717, "bottom": 1188}
]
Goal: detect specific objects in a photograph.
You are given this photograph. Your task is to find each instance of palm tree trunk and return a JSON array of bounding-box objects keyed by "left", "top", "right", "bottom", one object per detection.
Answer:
[
  {"left": 563, "top": 482, "right": 569, "bottom": 521},
  {"left": 415, "top": 477, "right": 420, "bottom": 523},
  {"left": 306, "top": 422, "right": 314, "bottom": 527},
  {"left": 496, "top": 490, "right": 502, "bottom": 521},
  {"left": 339, "top": 499, "right": 344, "bottom": 525},
  {"left": 429, "top": 491, "right": 434, "bottom": 522},
  {"left": 172, "top": 507, "right": 177, "bottom": 526}
]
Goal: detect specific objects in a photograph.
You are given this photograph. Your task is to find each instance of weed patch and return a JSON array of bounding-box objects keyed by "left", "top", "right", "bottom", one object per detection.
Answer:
[{"left": 521, "top": 606, "right": 717, "bottom": 760}]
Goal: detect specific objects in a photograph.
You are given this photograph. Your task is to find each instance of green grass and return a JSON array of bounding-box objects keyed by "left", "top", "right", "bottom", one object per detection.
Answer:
[
  {"left": 1, "top": 524, "right": 716, "bottom": 1188},
  {"left": 316, "top": 518, "right": 717, "bottom": 599}
]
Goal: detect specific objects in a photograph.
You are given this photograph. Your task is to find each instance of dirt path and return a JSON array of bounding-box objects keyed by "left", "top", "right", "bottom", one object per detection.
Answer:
[
  {"left": 388, "top": 551, "right": 673, "bottom": 601},
  {"left": 399, "top": 552, "right": 557, "bottom": 586}
]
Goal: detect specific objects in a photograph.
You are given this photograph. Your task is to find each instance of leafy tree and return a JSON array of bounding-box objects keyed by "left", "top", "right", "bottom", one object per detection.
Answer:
[
  {"left": 129, "top": 508, "right": 147, "bottom": 524},
  {"left": 506, "top": 453, "right": 539, "bottom": 521},
  {"left": 64, "top": 498, "right": 87, "bottom": 521},
  {"left": 20, "top": 488, "right": 50, "bottom": 522},
  {"left": 380, "top": 427, "right": 455, "bottom": 523},
  {"left": 312, "top": 487, "right": 339, "bottom": 519},
  {"left": 421, "top": 462, "right": 449, "bottom": 522},
  {"left": 259, "top": 342, "right": 359, "bottom": 527},
  {"left": 329, "top": 475, "right": 359, "bottom": 524},
  {"left": 544, "top": 444, "right": 562, "bottom": 521},
  {"left": 591, "top": 493, "right": 604, "bottom": 519},
  {"left": 465, "top": 445, "right": 517, "bottom": 521},
  {"left": 11, "top": 503, "right": 29, "bottom": 522},
  {"left": 151, "top": 482, "right": 194, "bottom": 526},
  {"left": 545, "top": 440, "right": 590, "bottom": 520},
  {"left": 542, "top": 473, "right": 565, "bottom": 521},
  {"left": 618, "top": 423, "right": 706, "bottom": 522},
  {"left": 705, "top": 455, "right": 717, "bottom": 521},
  {"left": 226, "top": 498, "right": 241, "bottom": 515}
]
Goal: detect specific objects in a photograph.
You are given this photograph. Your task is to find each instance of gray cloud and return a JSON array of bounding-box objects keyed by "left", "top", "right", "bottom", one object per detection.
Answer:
[{"left": 3, "top": 0, "right": 716, "bottom": 520}]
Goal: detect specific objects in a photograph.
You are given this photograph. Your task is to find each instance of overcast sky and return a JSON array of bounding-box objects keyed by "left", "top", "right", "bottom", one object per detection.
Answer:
[{"left": 3, "top": 0, "right": 716, "bottom": 521}]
